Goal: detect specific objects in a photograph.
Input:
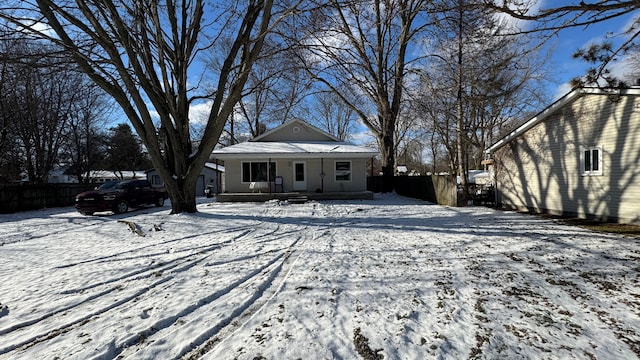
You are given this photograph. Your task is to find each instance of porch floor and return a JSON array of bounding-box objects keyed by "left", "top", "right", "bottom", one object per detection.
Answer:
[{"left": 215, "top": 191, "right": 374, "bottom": 202}]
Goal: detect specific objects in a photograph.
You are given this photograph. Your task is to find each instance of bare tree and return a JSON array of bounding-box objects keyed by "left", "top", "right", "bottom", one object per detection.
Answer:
[
  {"left": 296, "top": 0, "right": 430, "bottom": 191},
  {"left": 418, "top": 0, "right": 548, "bottom": 201},
  {"left": 0, "top": 38, "right": 85, "bottom": 183},
  {"left": 62, "top": 83, "right": 112, "bottom": 183},
  {"left": 0, "top": 0, "right": 294, "bottom": 213},
  {"left": 309, "top": 91, "right": 358, "bottom": 141},
  {"left": 483, "top": 0, "right": 640, "bottom": 86},
  {"left": 217, "top": 39, "right": 312, "bottom": 144},
  {"left": 0, "top": 31, "right": 19, "bottom": 182}
]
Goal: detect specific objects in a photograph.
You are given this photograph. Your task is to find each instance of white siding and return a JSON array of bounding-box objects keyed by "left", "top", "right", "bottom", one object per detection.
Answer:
[
  {"left": 495, "top": 93, "right": 640, "bottom": 224},
  {"left": 222, "top": 158, "right": 369, "bottom": 193}
]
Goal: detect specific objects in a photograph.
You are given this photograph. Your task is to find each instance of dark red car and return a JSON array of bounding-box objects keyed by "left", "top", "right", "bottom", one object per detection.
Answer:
[{"left": 75, "top": 179, "right": 168, "bottom": 215}]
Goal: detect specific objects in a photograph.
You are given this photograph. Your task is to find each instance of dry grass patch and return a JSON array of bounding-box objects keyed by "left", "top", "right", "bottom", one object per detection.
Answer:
[{"left": 535, "top": 214, "right": 640, "bottom": 237}]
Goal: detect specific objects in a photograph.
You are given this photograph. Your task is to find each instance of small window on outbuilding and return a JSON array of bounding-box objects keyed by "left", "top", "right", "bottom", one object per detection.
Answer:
[
  {"left": 580, "top": 146, "right": 602, "bottom": 176},
  {"left": 151, "top": 175, "right": 163, "bottom": 186}
]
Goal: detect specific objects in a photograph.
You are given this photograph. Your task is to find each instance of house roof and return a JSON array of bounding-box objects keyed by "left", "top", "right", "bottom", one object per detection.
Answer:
[
  {"left": 211, "top": 119, "right": 378, "bottom": 160},
  {"left": 212, "top": 141, "right": 378, "bottom": 160},
  {"left": 145, "top": 163, "right": 225, "bottom": 174},
  {"left": 87, "top": 170, "right": 147, "bottom": 179},
  {"left": 204, "top": 162, "right": 225, "bottom": 172},
  {"left": 485, "top": 87, "right": 640, "bottom": 155},
  {"left": 252, "top": 118, "right": 340, "bottom": 142}
]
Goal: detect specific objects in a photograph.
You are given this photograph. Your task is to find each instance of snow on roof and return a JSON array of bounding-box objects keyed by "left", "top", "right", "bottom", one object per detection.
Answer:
[
  {"left": 211, "top": 141, "right": 378, "bottom": 159},
  {"left": 87, "top": 170, "right": 147, "bottom": 179},
  {"left": 204, "top": 162, "right": 225, "bottom": 172}
]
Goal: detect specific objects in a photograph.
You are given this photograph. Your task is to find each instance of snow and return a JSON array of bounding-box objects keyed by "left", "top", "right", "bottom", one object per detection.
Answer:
[
  {"left": 0, "top": 194, "right": 638, "bottom": 360},
  {"left": 211, "top": 141, "right": 377, "bottom": 158}
]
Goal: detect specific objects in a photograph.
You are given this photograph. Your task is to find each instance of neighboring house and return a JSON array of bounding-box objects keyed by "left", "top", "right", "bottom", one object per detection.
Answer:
[
  {"left": 456, "top": 170, "right": 490, "bottom": 186},
  {"left": 86, "top": 170, "right": 147, "bottom": 183},
  {"left": 211, "top": 119, "right": 378, "bottom": 200},
  {"left": 18, "top": 165, "right": 78, "bottom": 183},
  {"left": 48, "top": 165, "right": 78, "bottom": 183},
  {"left": 146, "top": 163, "right": 225, "bottom": 196},
  {"left": 20, "top": 168, "right": 145, "bottom": 184},
  {"left": 485, "top": 87, "right": 640, "bottom": 224}
]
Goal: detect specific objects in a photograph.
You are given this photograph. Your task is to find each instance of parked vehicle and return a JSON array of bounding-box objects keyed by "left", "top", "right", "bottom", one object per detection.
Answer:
[{"left": 75, "top": 179, "right": 168, "bottom": 215}]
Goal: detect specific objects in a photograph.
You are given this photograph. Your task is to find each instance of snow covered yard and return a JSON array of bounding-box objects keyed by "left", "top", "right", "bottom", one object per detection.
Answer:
[{"left": 0, "top": 194, "right": 638, "bottom": 360}]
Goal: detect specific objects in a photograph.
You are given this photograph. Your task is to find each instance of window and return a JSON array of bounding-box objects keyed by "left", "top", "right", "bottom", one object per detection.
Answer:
[
  {"left": 335, "top": 161, "right": 351, "bottom": 181},
  {"left": 581, "top": 146, "right": 602, "bottom": 176},
  {"left": 242, "top": 161, "right": 276, "bottom": 182},
  {"left": 151, "top": 175, "right": 163, "bottom": 186}
]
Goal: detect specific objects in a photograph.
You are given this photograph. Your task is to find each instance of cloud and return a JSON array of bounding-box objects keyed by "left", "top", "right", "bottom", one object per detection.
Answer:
[
  {"left": 14, "top": 19, "right": 57, "bottom": 39},
  {"left": 493, "top": 0, "right": 546, "bottom": 32},
  {"left": 350, "top": 123, "right": 377, "bottom": 148},
  {"left": 554, "top": 82, "right": 574, "bottom": 100},
  {"left": 189, "top": 101, "right": 213, "bottom": 125}
]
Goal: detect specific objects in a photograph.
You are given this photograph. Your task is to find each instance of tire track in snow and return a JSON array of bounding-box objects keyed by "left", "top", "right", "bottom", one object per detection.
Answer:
[
  {"left": 0, "top": 223, "right": 293, "bottom": 356},
  {"left": 0, "top": 215, "right": 113, "bottom": 245},
  {"left": 179, "top": 228, "right": 315, "bottom": 360},
  {"left": 0, "top": 206, "right": 170, "bottom": 245},
  {"left": 110, "top": 231, "right": 309, "bottom": 359},
  {"left": 0, "top": 274, "right": 175, "bottom": 355},
  {"left": 0, "top": 245, "right": 292, "bottom": 357},
  {"left": 54, "top": 224, "right": 258, "bottom": 269},
  {"left": 57, "top": 227, "right": 263, "bottom": 294}
]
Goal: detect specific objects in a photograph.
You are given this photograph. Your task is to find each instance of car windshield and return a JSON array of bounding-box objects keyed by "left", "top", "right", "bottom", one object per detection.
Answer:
[
  {"left": 115, "top": 181, "right": 133, "bottom": 189},
  {"left": 97, "top": 181, "right": 120, "bottom": 190}
]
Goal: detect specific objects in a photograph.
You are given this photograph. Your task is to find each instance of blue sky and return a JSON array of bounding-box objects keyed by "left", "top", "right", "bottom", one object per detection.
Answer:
[
  {"left": 533, "top": 1, "right": 640, "bottom": 98},
  {"left": 108, "top": 2, "right": 639, "bottom": 135}
]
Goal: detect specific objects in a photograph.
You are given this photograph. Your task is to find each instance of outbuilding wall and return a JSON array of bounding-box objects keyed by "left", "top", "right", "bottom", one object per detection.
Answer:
[{"left": 493, "top": 92, "right": 640, "bottom": 224}]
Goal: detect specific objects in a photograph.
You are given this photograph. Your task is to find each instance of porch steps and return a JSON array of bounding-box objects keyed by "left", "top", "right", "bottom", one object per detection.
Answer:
[{"left": 287, "top": 196, "right": 308, "bottom": 204}]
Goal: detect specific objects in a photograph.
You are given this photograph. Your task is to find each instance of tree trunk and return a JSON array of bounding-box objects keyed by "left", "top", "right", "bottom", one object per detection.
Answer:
[
  {"left": 167, "top": 184, "right": 197, "bottom": 213},
  {"left": 379, "top": 130, "right": 395, "bottom": 193},
  {"left": 456, "top": 1, "right": 467, "bottom": 205}
]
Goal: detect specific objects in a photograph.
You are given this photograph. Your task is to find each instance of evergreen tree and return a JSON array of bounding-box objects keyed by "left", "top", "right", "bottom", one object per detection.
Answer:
[{"left": 103, "top": 124, "right": 152, "bottom": 178}]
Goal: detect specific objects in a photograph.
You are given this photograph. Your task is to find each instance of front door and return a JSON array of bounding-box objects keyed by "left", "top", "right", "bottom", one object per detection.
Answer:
[{"left": 293, "top": 161, "right": 306, "bottom": 191}]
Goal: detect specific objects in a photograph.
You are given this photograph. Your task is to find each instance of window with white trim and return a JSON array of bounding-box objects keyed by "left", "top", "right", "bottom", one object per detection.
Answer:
[
  {"left": 242, "top": 161, "right": 276, "bottom": 182},
  {"left": 580, "top": 146, "right": 602, "bottom": 176},
  {"left": 335, "top": 161, "right": 351, "bottom": 181}
]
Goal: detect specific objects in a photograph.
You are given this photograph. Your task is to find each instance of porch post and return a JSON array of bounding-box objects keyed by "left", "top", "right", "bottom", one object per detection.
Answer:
[
  {"left": 268, "top": 157, "right": 272, "bottom": 194},
  {"left": 321, "top": 157, "right": 324, "bottom": 192},
  {"left": 215, "top": 158, "right": 219, "bottom": 194},
  {"left": 371, "top": 157, "right": 374, "bottom": 177}
]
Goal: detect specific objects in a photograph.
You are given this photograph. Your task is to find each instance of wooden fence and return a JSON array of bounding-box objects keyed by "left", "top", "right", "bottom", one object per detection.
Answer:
[
  {"left": 0, "top": 183, "right": 98, "bottom": 214},
  {"left": 1, "top": 176, "right": 459, "bottom": 214},
  {"left": 367, "top": 175, "right": 458, "bottom": 206}
]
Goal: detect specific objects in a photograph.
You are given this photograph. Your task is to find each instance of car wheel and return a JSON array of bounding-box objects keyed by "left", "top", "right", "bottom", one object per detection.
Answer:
[
  {"left": 114, "top": 200, "right": 129, "bottom": 214},
  {"left": 155, "top": 196, "right": 165, "bottom": 207}
]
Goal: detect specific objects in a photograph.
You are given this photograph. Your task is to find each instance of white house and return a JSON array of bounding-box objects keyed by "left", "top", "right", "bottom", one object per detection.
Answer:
[{"left": 211, "top": 119, "right": 378, "bottom": 201}]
